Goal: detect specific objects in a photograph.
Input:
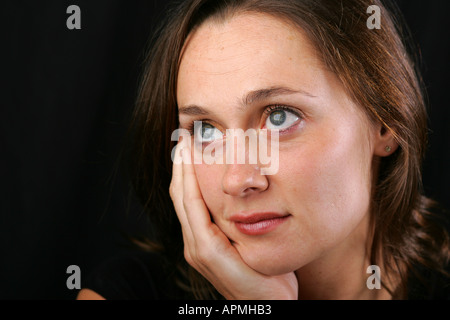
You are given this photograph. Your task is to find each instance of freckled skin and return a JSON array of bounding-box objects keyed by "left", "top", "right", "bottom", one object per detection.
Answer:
[{"left": 177, "top": 13, "right": 383, "bottom": 297}]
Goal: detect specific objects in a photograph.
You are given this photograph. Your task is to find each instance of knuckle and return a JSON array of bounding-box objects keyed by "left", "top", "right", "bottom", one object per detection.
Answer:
[
  {"left": 184, "top": 248, "right": 194, "bottom": 266},
  {"left": 184, "top": 240, "right": 212, "bottom": 266},
  {"left": 195, "top": 244, "right": 214, "bottom": 265},
  {"left": 182, "top": 199, "right": 191, "bottom": 213},
  {"left": 182, "top": 195, "right": 200, "bottom": 211},
  {"left": 169, "top": 183, "right": 177, "bottom": 200}
]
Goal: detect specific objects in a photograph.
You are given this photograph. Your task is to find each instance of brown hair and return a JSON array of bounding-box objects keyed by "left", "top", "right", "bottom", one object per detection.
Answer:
[{"left": 128, "top": 0, "right": 450, "bottom": 299}]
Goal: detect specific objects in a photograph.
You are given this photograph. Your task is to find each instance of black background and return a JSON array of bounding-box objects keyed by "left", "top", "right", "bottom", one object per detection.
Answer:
[{"left": 1, "top": 1, "right": 449, "bottom": 299}]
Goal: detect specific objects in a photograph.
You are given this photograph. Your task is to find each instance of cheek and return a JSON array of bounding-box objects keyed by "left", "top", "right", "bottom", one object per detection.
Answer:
[
  {"left": 194, "top": 163, "right": 224, "bottom": 213},
  {"left": 277, "top": 129, "right": 373, "bottom": 237}
]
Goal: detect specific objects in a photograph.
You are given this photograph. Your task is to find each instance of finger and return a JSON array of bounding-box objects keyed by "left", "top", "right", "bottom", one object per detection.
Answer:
[
  {"left": 179, "top": 144, "right": 254, "bottom": 263},
  {"left": 170, "top": 138, "right": 185, "bottom": 216},
  {"left": 170, "top": 138, "right": 196, "bottom": 250},
  {"left": 181, "top": 143, "right": 214, "bottom": 242}
]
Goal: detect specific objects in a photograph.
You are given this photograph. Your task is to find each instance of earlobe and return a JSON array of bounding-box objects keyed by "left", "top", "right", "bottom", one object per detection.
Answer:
[{"left": 373, "top": 125, "right": 399, "bottom": 157}]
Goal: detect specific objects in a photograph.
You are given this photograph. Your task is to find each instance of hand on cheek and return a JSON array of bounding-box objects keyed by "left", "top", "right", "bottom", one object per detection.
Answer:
[{"left": 169, "top": 139, "right": 299, "bottom": 300}]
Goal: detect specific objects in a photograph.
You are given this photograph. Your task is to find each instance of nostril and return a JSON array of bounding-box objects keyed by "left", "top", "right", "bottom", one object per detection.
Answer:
[{"left": 221, "top": 165, "right": 269, "bottom": 197}]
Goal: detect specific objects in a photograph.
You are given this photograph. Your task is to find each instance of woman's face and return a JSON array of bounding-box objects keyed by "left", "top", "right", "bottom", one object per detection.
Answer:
[{"left": 177, "top": 13, "right": 378, "bottom": 276}]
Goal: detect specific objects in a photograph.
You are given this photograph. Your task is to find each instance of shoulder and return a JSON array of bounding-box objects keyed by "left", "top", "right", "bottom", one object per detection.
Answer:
[
  {"left": 76, "top": 288, "right": 105, "bottom": 300},
  {"left": 80, "top": 250, "right": 189, "bottom": 300}
]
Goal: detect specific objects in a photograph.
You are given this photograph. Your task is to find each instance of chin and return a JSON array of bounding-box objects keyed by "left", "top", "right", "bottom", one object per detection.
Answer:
[{"left": 237, "top": 246, "right": 301, "bottom": 276}]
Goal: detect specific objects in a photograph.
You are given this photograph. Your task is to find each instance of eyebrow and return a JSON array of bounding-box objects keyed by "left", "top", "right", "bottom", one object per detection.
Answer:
[{"left": 178, "top": 86, "right": 316, "bottom": 116}]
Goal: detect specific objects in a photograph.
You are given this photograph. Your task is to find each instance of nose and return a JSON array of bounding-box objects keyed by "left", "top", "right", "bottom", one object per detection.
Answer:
[{"left": 221, "top": 163, "right": 269, "bottom": 197}]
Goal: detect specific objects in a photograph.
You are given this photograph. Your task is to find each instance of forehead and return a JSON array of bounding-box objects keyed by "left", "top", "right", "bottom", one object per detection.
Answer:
[
  {"left": 180, "top": 12, "right": 312, "bottom": 62},
  {"left": 177, "top": 13, "right": 323, "bottom": 95}
]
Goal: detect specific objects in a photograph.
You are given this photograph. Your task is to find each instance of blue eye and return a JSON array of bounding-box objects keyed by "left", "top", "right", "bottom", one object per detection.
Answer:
[
  {"left": 265, "top": 107, "right": 300, "bottom": 130},
  {"left": 195, "top": 123, "right": 223, "bottom": 143}
]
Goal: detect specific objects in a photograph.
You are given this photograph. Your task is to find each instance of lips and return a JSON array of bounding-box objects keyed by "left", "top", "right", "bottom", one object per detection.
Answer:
[{"left": 231, "top": 212, "right": 290, "bottom": 235}]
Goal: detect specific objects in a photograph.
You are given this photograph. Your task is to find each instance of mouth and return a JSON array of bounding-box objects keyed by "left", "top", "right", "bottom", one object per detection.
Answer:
[{"left": 231, "top": 212, "right": 291, "bottom": 236}]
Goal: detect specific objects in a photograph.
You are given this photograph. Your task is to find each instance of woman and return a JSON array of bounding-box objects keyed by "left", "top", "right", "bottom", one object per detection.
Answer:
[{"left": 78, "top": 0, "right": 450, "bottom": 300}]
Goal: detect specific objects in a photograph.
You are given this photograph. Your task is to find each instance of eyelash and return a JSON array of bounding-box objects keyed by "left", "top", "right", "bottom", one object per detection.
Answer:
[
  {"left": 185, "top": 105, "right": 302, "bottom": 136},
  {"left": 185, "top": 119, "right": 209, "bottom": 137},
  {"left": 263, "top": 104, "right": 301, "bottom": 120}
]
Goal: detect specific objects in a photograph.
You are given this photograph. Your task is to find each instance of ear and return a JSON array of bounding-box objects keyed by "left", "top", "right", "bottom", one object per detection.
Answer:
[{"left": 373, "top": 124, "right": 399, "bottom": 157}]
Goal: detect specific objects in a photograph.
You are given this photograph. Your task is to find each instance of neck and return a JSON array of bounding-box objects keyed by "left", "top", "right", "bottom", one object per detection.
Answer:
[{"left": 295, "top": 214, "right": 394, "bottom": 300}]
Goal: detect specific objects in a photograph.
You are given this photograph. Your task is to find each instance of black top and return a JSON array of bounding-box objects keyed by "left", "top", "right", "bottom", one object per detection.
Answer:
[
  {"left": 81, "top": 250, "right": 192, "bottom": 300},
  {"left": 81, "top": 250, "right": 450, "bottom": 300}
]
